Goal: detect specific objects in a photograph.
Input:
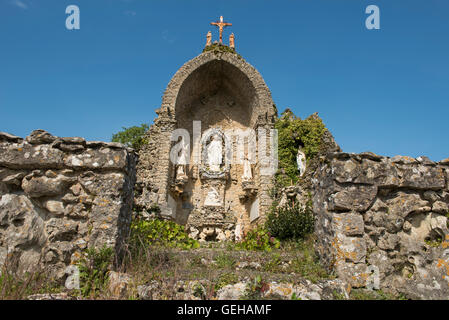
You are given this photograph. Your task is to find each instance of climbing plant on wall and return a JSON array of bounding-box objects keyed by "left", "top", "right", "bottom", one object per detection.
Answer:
[{"left": 275, "top": 109, "right": 326, "bottom": 187}]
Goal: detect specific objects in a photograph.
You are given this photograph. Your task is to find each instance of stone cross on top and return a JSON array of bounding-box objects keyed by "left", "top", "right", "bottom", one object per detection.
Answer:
[{"left": 210, "top": 16, "right": 232, "bottom": 44}]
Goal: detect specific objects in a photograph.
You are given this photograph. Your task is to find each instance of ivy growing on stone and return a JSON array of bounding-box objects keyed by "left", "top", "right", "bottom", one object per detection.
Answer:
[{"left": 275, "top": 109, "right": 326, "bottom": 186}]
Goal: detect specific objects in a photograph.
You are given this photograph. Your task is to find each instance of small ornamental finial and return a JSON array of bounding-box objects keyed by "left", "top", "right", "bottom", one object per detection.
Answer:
[
  {"left": 206, "top": 31, "right": 212, "bottom": 47},
  {"left": 210, "top": 16, "right": 232, "bottom": 44},
  {"left": 229, "top": 33, "right": 235, "bottom": 49}
]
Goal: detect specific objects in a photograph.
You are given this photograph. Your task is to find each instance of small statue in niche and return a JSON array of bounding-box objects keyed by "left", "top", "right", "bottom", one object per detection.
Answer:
[
  {"left": 242, "top": 157, "right": 253, "bottom": 182},
  {"left": 207, "top": 134, "right": 223, "bottom": 172},
  {"left": 176, "top": 139, "right": 189, "bottom": 180},
  {"left": 296, "top": 147, "right": 306, "bottom": 177}
]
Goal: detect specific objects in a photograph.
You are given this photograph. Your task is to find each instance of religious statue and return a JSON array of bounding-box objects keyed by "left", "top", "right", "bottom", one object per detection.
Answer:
[
  {"left": 242, "top": 157, "right": 252, "bottom": 181},
  {"left": 210, "top": 16, "right": 232, "bottom": 44},
  {"left": 204, "top": 187, "right": 222, "bottom": 206},
  {"left": 207, "top": 134, "right": 223, "bottom": 172},
  {"left": 229, "top": 33, "right": 235, "bottom": 49},
  {"left": 176, "top": 139, "right": 189, "bottom": 180},
  {"left": 206, "top": 31, "right": 212, "bottom": 47},
  {"left": 297, "top": 147, "right": 306, "bottom": 177}
]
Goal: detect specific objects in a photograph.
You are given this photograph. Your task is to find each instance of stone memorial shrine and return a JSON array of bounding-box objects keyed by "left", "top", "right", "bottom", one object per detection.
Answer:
[
  {"left": 0, "top": 15, "right": 448, "bottom": 300},
  {"left": 136, "top": 16, "right": 278, "bottom": 242}
]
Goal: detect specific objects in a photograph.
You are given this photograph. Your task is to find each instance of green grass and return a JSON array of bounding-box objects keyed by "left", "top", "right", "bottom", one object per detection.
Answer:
[{"left": 214, "top": 253, "right": 236, "bottom": 269}]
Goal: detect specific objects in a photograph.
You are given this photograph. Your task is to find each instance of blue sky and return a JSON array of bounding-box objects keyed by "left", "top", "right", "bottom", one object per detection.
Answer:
[{"left": 1, "top": 0, "right": 448, "bottom": 161}]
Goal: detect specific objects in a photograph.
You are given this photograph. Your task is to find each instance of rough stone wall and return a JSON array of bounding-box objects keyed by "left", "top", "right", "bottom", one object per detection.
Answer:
[
  {"left": 0, "top": 130, "right": 136, "bottom": 279},
  {"left": 313, "top": 151, "right": 449, "bottom": 299},
  {"left": 135, "top": 110, "right": 176, "bottom": 218}
]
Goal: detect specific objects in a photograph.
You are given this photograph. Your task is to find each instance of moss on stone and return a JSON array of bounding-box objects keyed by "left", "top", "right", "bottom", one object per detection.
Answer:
[{"left": 202, "top": 43, "right": 242, "bottom": 59}]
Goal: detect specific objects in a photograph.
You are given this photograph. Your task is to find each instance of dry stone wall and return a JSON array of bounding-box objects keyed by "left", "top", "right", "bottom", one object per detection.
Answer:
[
  {"left": 0, "top": 130, "right": 136, "bottom": 279},
  {"left": 313, "top": 151, "right": 449, "bottom": 299}
]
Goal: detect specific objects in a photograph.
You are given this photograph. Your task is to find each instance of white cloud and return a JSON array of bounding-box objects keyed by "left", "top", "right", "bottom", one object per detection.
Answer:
[{"left": 11, "top": 0, "right": 28, "bottom": 9}]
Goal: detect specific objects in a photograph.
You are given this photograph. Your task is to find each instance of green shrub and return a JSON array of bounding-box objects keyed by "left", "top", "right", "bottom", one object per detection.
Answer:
[
  {"left": 130, "top": 218, "right": 200, "bottom": 250},
  {"left": 266, "top": 202, "right": 315, "bottom": 241},
  {"left": 77, "top": 245, "right": 114, "bottom": 297},
  {"left": 112, "top": 123, "right": 149, "bottom": 151},
  {"left": 235, "top": 226, "right": 280, "bottom": 252}
]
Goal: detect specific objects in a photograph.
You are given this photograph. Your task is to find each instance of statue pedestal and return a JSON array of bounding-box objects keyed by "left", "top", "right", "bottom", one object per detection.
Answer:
[
  {"left": 171, "top": 177, "right": 188, "bottom": 197},
  {"left": 186, "top": 170, "right": 235, "bottom": 241},
  {"left": 202, "top": 178, "right": 226, "bottom": 208},
  {"left": 186, "top": 207, "right": 236, "bottom": 242},
  {"left": 238, "top": 180, "right": 257, "bottom": 203}
]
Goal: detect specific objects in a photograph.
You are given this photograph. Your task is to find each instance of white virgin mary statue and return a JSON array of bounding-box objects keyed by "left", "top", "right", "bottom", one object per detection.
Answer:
[
  {"left": 207, "top": 134, "right": 223, "bottom": 172},
  {"left": 242, "top": 157, "right": 252, "bottom": 181},
  {"left": 176, "top": 140, "right": 188, "bottom": 179},
  {"left": 297, "top": 147, "right": 306, "bottom": 177}
]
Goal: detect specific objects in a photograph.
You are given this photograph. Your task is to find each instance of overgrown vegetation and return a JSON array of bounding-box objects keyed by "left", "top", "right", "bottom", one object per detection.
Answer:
[
  {"left": 241, "top": 275, "right": 269, "bottom": 300},
  {"left": 129, "top": 218, "right": 200, "bottom": 250},
  {"left": 214, "top": 252, "right": 236, "bottom": 269},
  {"left": 235, "top": 226, "right": 280, "bottom": 252},
  {"left": 214, "top": 272, "right": 239, "bottom": 291},
  {"left": 111, "top": 123, "right": 149, "bottom": 151},
  {"left": 275, "top": 109, "right": 326, "bottom": 186},
  {"left": 203, "top": 43, "right": 242, "bottom": 59},
  {"left": 77, "top": 245, "right": 115, "bottom": 298},
  {"left": 266, "top": 201, "right": 315, "bottom": 241},
  {"left": 0, "top": 267, "right": 60, "bottom": 300},
  {"left": 287, "top": 236, "right": 333, "bottom": 283}
]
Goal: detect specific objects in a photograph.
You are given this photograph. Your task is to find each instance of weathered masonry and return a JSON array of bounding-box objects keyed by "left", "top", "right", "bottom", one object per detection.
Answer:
[
  {"left": 136, "top": 48, "right": 278, "bottom": 241},
  {"left": 313, "top": 152, "right": 449, "bottom": 299},
  {"left": 0, "top": 130, "right": 136, "bottom": 279}
]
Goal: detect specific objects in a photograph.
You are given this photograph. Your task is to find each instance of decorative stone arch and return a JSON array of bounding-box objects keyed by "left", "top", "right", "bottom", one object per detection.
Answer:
[{"left": 160, "top": 51, "right": 276, "bottom": 126}]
